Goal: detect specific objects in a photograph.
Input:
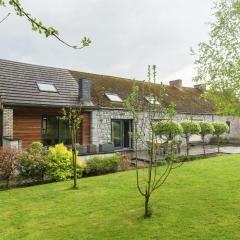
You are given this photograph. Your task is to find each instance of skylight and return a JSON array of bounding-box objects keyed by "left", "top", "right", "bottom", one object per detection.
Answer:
[
  {"left": 37, "top": 83, "right": 58, "bottom": 93},
  {"left": 145, "top": 96, "right": 160, "bottom": 105},
  {"left": 105, "top": 93, "right": 123, "bottom": 102}
]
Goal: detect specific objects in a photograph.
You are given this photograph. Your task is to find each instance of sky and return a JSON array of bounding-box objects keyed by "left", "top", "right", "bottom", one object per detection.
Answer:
[{"left": 0, "top": 0, "right": 215, "bottom": 86}]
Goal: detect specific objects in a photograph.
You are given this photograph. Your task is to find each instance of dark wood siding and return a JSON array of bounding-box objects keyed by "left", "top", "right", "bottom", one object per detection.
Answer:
[
  {"left": 78, "top": 112, "right": 91, "bottom": 145},
  {"left": 13, "top": 107, "right": 91, "bottom": 149},
  {"left": 13, "top": 108, "right": 58, "bottom": 149}
]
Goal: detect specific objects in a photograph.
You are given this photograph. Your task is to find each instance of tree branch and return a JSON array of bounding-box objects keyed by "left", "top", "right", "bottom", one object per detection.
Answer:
[
  {"left": 8, "top": 0, "right": 91, "bottom": 49},
  {"left": 0, "top": 12, "right": 10, "bottom": 24}
]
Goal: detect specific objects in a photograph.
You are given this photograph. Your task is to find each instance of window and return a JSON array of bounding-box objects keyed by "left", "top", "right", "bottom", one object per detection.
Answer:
[
  {"left": 145, "top": 96, "right": 160, "bottom": 105},
  {"left": 226, "top": 121, "right": 231, "bottom": 134},
  {"left": 41, "top": 116, "right": 71, "bottom": 146},
  {"left": 105, "top": 93, "right": 123, "bottom": 102},
  {"left": 37, "top": 83, "right": 58, "bottom": 92},
  {"left": 111, "top": 120, "right": 132, "bottom": 148}
]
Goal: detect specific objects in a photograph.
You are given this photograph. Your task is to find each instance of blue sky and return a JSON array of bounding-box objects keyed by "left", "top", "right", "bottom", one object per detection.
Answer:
[{"left": 0, "top": 0, "right": 214, "bottom": 86}]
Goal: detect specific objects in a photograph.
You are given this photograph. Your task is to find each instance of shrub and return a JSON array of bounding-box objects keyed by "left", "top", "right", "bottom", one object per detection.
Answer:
[
  {"left": 212, "top": 122, "right": 229, "bottom": 152},
  {"left": 199, "top": 122, "right": 215, "bottom": 156},
  {"left": 119, "top": 153, "right": 132, "bottom": 171},
  {"left": 180, "top": 121, "right": 201, "bottom": 136},
  {"left": 155, "top": 120, "right": 183, "bottom": 140},
  {"left": 85, "top": 154, "right": 121, "bottom": 176},
  {"left": 0, "top": 148, "right": 19, "bottom": 188},
  {"left": 199, "top": 122, "right": 215, "bottom": 138},
  {"left": 180, "top": 121, "right": 201, "bottom": 158},
  {"left": 212, "top": 122, "right": 229, "bottom": 136},
  {"left": 47, "top": 143, "right": 85, "bottom": 181},
  {"left": 18, "top": 142, "right": 48, "bottom": 182}
]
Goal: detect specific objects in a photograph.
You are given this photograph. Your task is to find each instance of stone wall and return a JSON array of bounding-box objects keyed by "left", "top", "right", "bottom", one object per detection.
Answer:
[
  {"left": 3, "top": 108, "right": 13, "bottom": 138},
  {"left": 91, "top": 109, "right": 240, "bottom": 150}
]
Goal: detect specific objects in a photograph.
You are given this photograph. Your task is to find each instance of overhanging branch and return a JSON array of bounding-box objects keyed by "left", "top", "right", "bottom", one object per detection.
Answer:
[{"left": 0, "top": 12, "right": 10, "bottom": 24}]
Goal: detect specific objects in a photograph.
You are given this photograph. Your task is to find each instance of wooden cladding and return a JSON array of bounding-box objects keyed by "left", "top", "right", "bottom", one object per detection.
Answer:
[
  {"left": 13, "top": 107, "right": 91, "bottom": 149},
  {"left": 78, "top": 112, "right": 91, "bottom": 145}
]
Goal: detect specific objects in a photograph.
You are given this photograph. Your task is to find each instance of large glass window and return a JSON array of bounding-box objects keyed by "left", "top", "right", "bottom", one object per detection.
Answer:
[
  {"left": 111, "top": 120, "right": 132, "bottom": 149},
  {"left": 42, "top": 116, "right": 71, "bottom": 146}
]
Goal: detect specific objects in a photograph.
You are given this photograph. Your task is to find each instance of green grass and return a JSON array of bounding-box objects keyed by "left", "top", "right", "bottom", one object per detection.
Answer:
[{"left": 1, "top": 154, "right": 240, "bottom": 240}]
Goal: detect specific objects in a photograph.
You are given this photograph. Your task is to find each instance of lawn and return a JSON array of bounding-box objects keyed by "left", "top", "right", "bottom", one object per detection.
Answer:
[{"left": 1, "top": 154, "right": 240, "bottom": 240}]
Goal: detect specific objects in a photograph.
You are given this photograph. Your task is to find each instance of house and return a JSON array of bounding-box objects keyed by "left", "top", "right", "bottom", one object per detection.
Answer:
[{"left": 0, "top": 59, "right": 239, "bottom": 151}]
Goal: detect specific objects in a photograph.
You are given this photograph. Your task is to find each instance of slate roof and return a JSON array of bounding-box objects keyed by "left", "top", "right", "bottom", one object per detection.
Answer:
[
  {"left": 0, "top": 59, "right": 79, "bottom": 107},
  {"left": 70, "top": 71, "right": 215, "bottom": 114},
  {"left": 0, "top": 59, "right": 215, "bottom": 114}
]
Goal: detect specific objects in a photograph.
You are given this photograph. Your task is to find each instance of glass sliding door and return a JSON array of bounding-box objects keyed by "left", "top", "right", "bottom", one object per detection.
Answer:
[
  {"left": 42, "top": 116, "right": 71, "bottom": 146},
  {"left": 111, "top": 120, "right": 132, "bottom": 149},
  {"left": 112, "top": 120, "right": 122, "bottom": 147},
  {"left": 42, "top": 116, "right": 59, "bottom": 146}
]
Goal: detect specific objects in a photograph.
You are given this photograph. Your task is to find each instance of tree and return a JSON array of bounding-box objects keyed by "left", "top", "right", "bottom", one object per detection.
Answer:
[
  {"left": 155, "top": 120, "right": 183, "bottom": 156},
  {"left": 199, "top": 122, "right": 215, "bottom": 156},
  {"left": 0, "top": 0, "right": 91, "bottom": 49},
  {"left": 59, "top": 106, "right": 83, "bottom": 189},
  {"left": 193, "top": 0, "right": 240, "bottom": 116},
  {"left": 180, "top": 121, "right": 201, "bottom": 159},
  {"left": 124, "top": 65, "right": 183, "bottom": 218},
  {"left": 212, "top": 122, "right": 229, "bottom": 153}
]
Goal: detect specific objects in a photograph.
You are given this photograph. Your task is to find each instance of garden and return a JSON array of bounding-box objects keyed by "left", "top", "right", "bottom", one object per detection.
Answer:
[{"left": 0, "top": 154, "right": 240, "bottom": 240}]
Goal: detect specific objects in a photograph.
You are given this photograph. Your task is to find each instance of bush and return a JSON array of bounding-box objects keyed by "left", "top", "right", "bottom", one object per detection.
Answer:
[
  {"left": 155, "top": 120, "right": 183, "bottom": 140},
  {"left": 85, "top": 154, "right": 121, "bottom": 176},
  {"left": 199, "top": 122, "right": 215, "bottom": 137},
  {"left": 180, "top": 121, "right": 201, "bottom": 136},
  {"left": 0, "top": 148, "right": 19, "bottom": 188},
  {"left": 18, "top": 142, "right": 48, "bottom": 182},
  {"left": 119, "top": 153, "right": 131, "bottom": 171},
  {"left": 212, "top": 122, "right": 229, "bottom": 136},
  {"left": 47, "top": 143, "right": 85, "bottom": 181}
]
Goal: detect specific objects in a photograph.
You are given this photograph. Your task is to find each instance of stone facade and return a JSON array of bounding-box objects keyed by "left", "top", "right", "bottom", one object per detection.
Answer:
[
  {"left": 3, "top": 108, "right": 13, "bottom": 138},
  {"left": 91, "top": 109, "right": 133, "bottom": 146},
  {"left": 91, "top": 109, "right": 239, "bottom": 150}
]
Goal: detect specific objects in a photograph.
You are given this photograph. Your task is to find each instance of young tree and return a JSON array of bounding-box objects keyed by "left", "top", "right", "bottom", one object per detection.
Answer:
[
  {"left": 124, "top": 65, "right": 183, "bottom": 218},
  {"left": 155, "top": 120, "right": 183, "bottom": 156},
  {"left": 212, "top": 122, "right": 229, "bottom": 153},
  {"left": 59, "top": 106, "right": 83, "bottom": 189},
  {"left": 193, "top": 0, "right": 240, "bottom": 116},
  {"left": 180, "top": 121, "right": 201, "bottom": 159},
  {"left": 199, "top": 122, "right": 215, "bottom": 157},
  {"left": 0, "top": 0, "right": 91, "bottom": 49}
]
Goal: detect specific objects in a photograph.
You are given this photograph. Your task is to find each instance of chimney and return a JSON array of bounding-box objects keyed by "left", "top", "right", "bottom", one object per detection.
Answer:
[
  {"left": 169, "top": 79, "right": 182, "bottom": 89},
  {"left": 194, "top": 84, "right": 206, "bottom": 92},
  {"left": 79, "top": 78, "right": 91, "bottom": 101}
]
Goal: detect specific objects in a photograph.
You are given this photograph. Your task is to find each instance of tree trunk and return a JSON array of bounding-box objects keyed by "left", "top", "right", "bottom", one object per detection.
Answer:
[
  {"left": 217, "top": 136, "right": 220, "bottom": 153},
  {"left": 186, "top": 137, "right": 190, "bottom": 159},
  {"left": 72, "top": 126, "right": 78, "bottom": 189},
  {"left": 6, "top": 178, "right": 10, "bottom": 188},
  {"left": 202, "top": 136, "right": 206, "bottom": 157},
  {"left": 144, "top": 194, "right": 151, "bottom": 218}
]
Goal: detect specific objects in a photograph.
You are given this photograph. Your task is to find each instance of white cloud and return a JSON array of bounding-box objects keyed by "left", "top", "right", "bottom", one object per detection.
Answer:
[{"left": 0, "top": 0, "right": 214, "bottom": 83}]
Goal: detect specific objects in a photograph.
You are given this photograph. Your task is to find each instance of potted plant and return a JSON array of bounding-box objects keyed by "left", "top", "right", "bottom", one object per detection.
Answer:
[
  {"left": 99, "top": 141, "right": 114, "bottom": 153},
  {"left": 76, "top": 143, "right": 87, "bottom": 155},
  {"left": 87, "top": 144, "right": 98, "bottom": 154}
]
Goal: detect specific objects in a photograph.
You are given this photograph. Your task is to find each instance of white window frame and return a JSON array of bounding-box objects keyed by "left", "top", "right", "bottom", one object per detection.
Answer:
[
  {"left": 105, "top": 93, "right": 123, "bottom": 102},
  {"left": 37, "top": 83, "right": 58, "bottom": 93}
]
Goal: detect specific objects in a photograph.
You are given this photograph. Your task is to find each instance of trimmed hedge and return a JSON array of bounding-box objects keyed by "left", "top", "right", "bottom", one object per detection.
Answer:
[{"left": 85, "top": 154, "right": 121, "bottom": 176}]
